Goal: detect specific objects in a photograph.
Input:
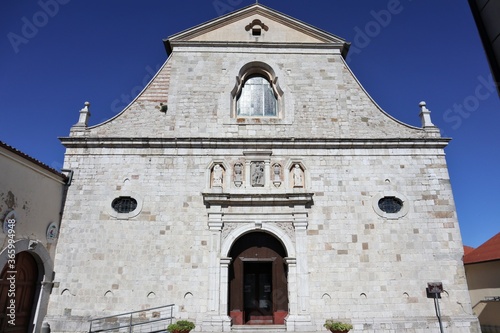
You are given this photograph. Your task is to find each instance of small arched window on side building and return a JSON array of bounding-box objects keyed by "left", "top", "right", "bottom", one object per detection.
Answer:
[{"left": 231, "top": 62, "right": 283, "bottom": 118}]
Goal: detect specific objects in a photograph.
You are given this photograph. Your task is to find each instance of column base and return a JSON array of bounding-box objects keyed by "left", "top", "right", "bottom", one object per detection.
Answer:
[
  {"left": 200, "top": 314, "right": 232, "bottom": 332},
  {"left": 285, "top": 314, "right": 315, "bottom": 332}
]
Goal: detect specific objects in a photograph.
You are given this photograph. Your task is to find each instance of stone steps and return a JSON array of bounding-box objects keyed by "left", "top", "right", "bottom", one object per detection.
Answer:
[{"left": 230, "top": 325, "right": 286, "bottom": 333}]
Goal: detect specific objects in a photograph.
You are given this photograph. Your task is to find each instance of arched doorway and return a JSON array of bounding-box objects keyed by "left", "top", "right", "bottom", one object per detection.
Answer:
[
  {"left": 0, "top": 252, "right": 40, "bottom": 333},
  {"left": 228, "top": 232, "right": 288, "bottom": 325}
]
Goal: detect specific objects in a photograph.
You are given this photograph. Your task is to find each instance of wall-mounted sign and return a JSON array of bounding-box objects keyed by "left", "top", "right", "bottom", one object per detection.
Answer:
[
  {"left": 46, "top": 222, "right": 58, "bottom": 243},
  {"left": 3, "top": 210, "right": 17, "bottom": 234},
  {"left": 426, "top": 282, "right": 443, "bottom": 299},
  {"left": 427, "top": 282, "right": 443, "bottom": 294}
]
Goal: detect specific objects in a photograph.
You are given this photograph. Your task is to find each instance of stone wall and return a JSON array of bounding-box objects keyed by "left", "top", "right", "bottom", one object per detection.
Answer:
[
  {"left": 45, "top": 143, "right": 479, "bottom": 332},
  {"left": 88, "top": 47, "right": 435, "bottom": 140}
]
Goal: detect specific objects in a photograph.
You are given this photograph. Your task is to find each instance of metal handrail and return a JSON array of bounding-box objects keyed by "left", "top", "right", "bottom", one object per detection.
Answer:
[{"left": 89, "top": 304, "right": 175, "bottom": 333}]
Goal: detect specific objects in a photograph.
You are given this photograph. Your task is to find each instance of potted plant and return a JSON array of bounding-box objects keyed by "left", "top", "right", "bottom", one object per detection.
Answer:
[
  {"left": 167, "top": 319, "right": 195, "bottom": 333},
  {"left": 323, "top": 319, "right": 353, "bottom": 333}
]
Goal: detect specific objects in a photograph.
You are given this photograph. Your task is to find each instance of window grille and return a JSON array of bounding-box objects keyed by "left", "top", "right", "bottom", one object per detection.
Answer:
[
  {"left": 111, "top": 197, "right": 137, "bottom": 214},
  {"left": 378, "top": 197, "right": 403, "bottom": 214}
]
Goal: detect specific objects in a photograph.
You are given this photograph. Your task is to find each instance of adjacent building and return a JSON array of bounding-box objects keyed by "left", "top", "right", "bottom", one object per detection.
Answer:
[
  {"left": 464, "top": 232, "right": 500, "bottom": 333},
  {"left": 44, "top": 4, "right": 480, "bottom": 332},
  {"left": 0, "top": 141, "right": 68, "bottom": 332},
  {"left": 468, "top": 0, "right": 500, "bottom": 96}
]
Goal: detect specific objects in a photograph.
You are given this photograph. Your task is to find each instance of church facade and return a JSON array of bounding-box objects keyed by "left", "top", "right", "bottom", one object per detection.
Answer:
[{"left": 45, "top": 4, "right": 480, "bottom": 333}]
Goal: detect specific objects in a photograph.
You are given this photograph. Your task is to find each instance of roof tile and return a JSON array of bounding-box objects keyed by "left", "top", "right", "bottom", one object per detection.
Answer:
[{"left": 463, "top": 232, "right": 500, "bottom": 264}]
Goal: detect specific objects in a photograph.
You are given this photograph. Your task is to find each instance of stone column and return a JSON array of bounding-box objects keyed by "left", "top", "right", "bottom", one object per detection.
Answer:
[
  {"left": 244, "top": 160, "right": 251, "bottom": 188},
  {"left": 219, "top": 257, "right": 232, "bottom": 331},
  {"left": 264, "top": 160, "right": 271, "bottom": 187},
  {"left": 207, "top": 208, "right": 223, "bottom": 313},
  {"left": 203, "top": 207, "right": 231, "bottom": 331},
  {"left": 37, "top": 279, "right": 54, "bottom": 332},
  {"left": 285, "top": 257, "right": 298, "bottom": 315},
  {"left": 294, "top": 212, "right": 310, "bottom": 312},
  {"left": 287, "top": 208, "right": 314, "bottom": 331}
]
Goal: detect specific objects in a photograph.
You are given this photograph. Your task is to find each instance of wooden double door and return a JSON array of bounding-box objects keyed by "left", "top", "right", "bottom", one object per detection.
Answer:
[
  {"left": 0, "top": 252, "right": 40, "bottom": 333},
  {"left": 228, "top": 232, "right": 288, "bottom": 325}
]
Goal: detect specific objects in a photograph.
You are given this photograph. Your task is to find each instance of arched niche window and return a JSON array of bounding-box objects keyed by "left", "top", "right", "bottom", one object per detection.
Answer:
[
  {"left": 237, "top": 75, "right": 277, "bottom": 117},
  {"left": 231, "top": 62, "right": 283, "bottom": 118}
]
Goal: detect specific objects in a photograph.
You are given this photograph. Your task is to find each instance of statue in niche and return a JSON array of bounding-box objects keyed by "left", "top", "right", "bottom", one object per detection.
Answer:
[
  {"left": 251, "top": 162, "right": 265, "bottom": 187},
  {"left": 273, "top": 163, "right": 282, "bottom": 188},
  {"left": 234, "top": 163, "right": 243, "bottom": 187},
  {"left": 292, "top": 164, "right": 303, "bottom": 188},
  {"left": 213, "top": 164, "right": 223, "bottom": 188},
  {"left": 273, "top": 163, "right": 281, "bottom": 181}
]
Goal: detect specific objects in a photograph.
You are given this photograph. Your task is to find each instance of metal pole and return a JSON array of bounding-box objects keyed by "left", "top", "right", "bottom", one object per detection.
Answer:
[
  {"left": 129, "top": 313, "right": 133, "bottom": 333},
  {"left": 434, "top": 294, "right": 444, "bottom": 333}
]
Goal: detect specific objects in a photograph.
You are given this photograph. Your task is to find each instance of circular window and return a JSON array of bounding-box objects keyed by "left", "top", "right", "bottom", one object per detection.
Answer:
[
  {"left": 372, "top": 192, "right": 409, "bottom": 219},
  {"left": 378, "top": 197, "right": 403, "bottom": 214},
  {"left": 111, "top": 197, "right": 137, "bottom": 214}
]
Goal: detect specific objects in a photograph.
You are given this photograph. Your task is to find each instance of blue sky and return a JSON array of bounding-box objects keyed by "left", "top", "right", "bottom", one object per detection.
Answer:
[{"left": 1, "top": 0, "right": 499, "bottom": 248}]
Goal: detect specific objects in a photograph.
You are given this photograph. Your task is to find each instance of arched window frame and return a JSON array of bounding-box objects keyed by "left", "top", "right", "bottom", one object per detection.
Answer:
[{"left": 231, "top": 62, "right": 284, "bottom": 119}]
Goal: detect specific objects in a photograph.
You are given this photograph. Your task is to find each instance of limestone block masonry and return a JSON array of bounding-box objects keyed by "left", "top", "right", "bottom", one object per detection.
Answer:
[{"left": 45, "top": 4, "right": 480, "bottom": 333}]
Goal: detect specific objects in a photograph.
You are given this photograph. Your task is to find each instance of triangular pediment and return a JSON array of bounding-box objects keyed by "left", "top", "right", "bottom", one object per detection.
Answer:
[{"left": 164, "top": 4, "right": 347, "bottom": 53}]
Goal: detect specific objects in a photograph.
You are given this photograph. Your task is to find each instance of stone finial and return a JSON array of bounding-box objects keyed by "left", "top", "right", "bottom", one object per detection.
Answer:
[
  {"left": 419, "top": 101, "right": 435, "bottom": 128},
  {"left": 74, "top": 101, "right": 91, "bottom": 127}
]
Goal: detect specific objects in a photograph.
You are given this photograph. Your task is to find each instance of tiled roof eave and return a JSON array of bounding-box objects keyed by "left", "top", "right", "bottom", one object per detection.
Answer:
[{"left": 0, "top": 141, "right": 66, "bottom": 181}]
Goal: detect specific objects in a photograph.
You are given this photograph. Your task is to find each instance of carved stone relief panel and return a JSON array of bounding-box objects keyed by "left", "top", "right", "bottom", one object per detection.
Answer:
[
  {"left": 221, "top": 222, "right": 240, "bottom": 242},
  {"left": 234, "top": 162, "right": 243, "bottom": 187},
  {"left": 250, "top": 161, "right": 265, "bottom": 187},
  {"left": 272, "top": 163, "right": 282, "bottom": 187},
  {"left": 206, "top": 154, "right": 309, "bottom": 191},
  {"left": 221, "top": 221, "right": 296, "bottom": 247},
  {"left": 275, "top": 222, "right": 295, "bottom": 243}
]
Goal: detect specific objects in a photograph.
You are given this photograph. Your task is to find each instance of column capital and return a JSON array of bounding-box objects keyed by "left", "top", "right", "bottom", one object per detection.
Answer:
[
  {"left": 208, "top": 210, "right": 223, "bottom": 231},
  {"left": 208, "top": 221, "right": 223, "bottom": 231},
  {"left": 220, "top": 257, "right": 232, "bottom": 266},
  {"left": 293, "top": 221, "right": 308, "bottom": 230}
]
